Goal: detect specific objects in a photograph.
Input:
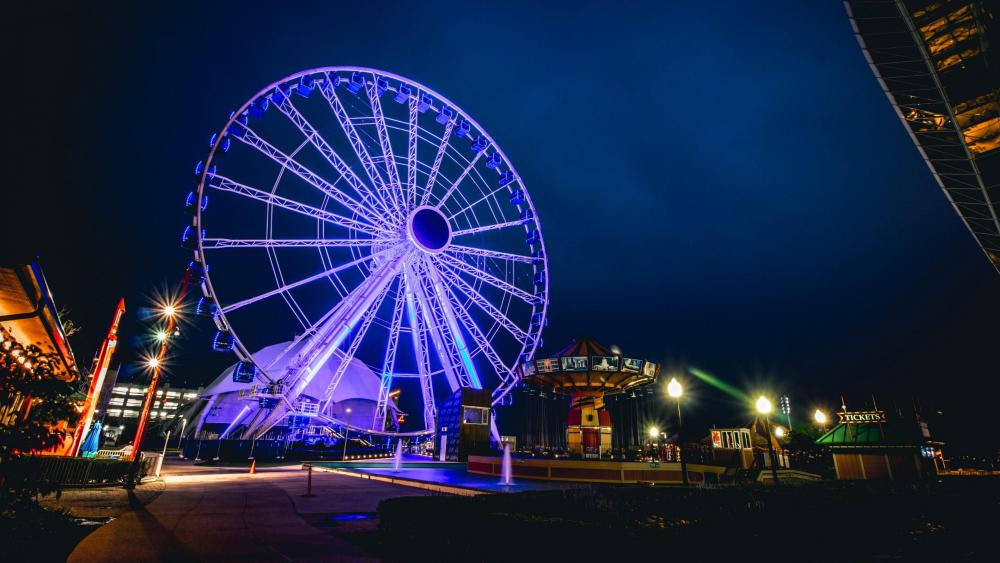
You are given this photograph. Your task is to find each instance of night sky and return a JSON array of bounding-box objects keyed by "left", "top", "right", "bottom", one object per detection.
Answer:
[{"left": 5, "top": 2, "right": 998, "bottom": 451}]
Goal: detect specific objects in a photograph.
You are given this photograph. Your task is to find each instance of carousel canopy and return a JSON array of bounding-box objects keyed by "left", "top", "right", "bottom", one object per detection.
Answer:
[{"left": 518, "top": 338, "right": 660, "bottom": 394}]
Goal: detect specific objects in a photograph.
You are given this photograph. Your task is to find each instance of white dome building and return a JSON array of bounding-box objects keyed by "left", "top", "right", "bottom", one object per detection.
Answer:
[{"left": 182, "top": 340, "right": 389, "bottom": 442}]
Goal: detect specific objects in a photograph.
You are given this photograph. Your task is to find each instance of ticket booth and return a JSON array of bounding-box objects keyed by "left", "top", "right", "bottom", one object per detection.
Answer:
[{"left": 815, "top": 410, "right": 943, "bottom": 480}]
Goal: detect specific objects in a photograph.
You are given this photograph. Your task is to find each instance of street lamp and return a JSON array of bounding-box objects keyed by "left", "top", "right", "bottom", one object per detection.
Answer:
[
  {"left": 774, "top": 426, "right": 786, "bottom": 439},
  {"left": 147, "top": 357, "right": 160, "bottom": 369},
  {"left": 162, "top": 304, "right": 177, "bottom": 318},
  {"left": 155, "top": 330, "right": 168, "bottom": 342},
  {"left": 814, "top": 409, "right": 828, "bottom": 427},
  {"left": 756, "top": 395, "right": 780, "bottom": 485},
  {"left": 342, "top": 408, "right": 353, "bottom": 461},
  {"left": 666, "top": 377, "right": 688, "bottom": 485}
]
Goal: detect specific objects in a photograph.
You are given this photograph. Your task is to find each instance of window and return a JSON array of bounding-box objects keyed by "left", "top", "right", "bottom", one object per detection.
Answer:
[
  {"left": 122, "top": 410, "right": 138, "bottom": 418},
  {"left": 183, "top": 393, "right": 198, "bottom": 399},
  {"left": 108, "top": 398, "right": 124, "bottom": 406},
  {"left": 166, "top": 391, "right": 179, "bottom": 398},
  {"left": 112, "top": 386, "right": 128, "bottom": 395},
  {"left": 126, "top": 399, "right": 143, "bottom": 407},
  {"left": 462, "top": 406, "right": 489, "bottom": 425},
  {"left": 107, "top": 409, "right": 122, "bottom": 417}
]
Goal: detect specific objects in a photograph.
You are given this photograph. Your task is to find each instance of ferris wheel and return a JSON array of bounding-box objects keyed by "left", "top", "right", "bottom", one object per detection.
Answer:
[{"left": 182, "top": 67, "right": 548, "bottom": 437}]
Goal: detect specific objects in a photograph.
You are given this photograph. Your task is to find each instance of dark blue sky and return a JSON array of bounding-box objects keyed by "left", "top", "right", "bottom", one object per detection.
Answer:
[{"left": 5, "top": 2, "right": 998, "bottom": 449}]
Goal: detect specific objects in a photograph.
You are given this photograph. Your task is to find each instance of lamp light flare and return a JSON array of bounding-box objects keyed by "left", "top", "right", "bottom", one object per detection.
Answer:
[
  {"left": 648, "top": 427, "right": 660, "bottom": 438},
  {"left": 755, "top": 395, "right": 773, "bottom": 415},
  {"left": 155, "top": 330, "right": 168, "bottom": 342},
  {"left": 814, "top": 409, "right": 828, "bottom": 425},
  {"left": 148, "top": 357, "right": 161, "bottom": 369},
  {"left": 667, "top": 377, "right": 683, "bottom": 398},
  {"left": 774, "top": 426, "right": 786, "bottom": 438},
  {"left": 162, "top": 304, "right": 178, "bottom": 318}
]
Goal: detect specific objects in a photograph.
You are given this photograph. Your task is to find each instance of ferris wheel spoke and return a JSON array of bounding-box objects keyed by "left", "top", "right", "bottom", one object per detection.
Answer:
[
  {"left": 419, "top": 118, "right": 455, "bottom": 207},
  {"left": 433, "top": 253, "right": 542, "bottom": 306},
  {"left": 404, "top": 269, "right": 436, "bottom": 430},
  {"left": 236, "top": 124, "right": 389, "bottom": 231},
  {"left": 272, "top": 96, "right": 397, "bottom": 226},
  {"left": 430, "top": 267, "right": 514, "bottom": 390},
  {"left": 210, "top": 175, "right": 382, "bottom": 237},
  {"left": 405, "top": 261, "right": 475, "bottom": 391},
  {"left": 433, "top": 150, "right": 485, "bottom": 209},
  {"left": 450, "top": 219, "right": 529, "bottom": 238},
  {"left": 365, "top": 78, "right": 404, "bottom": 209},
  {"left": 221, "top": 245, "right": 400, "bottom": 314},
  {"left": 445, "top": 180, "right": 515, "bottom": 223},
  {"left": 319, "top": 280, "right": 392, "bottom": 412},
  {"left": 202, "top": 237, "right": 391, "bottom": 250},
  {"left": 433, "top": 261, "right": 530, "bottom": 344},
  {"left": 319, "top": 75, "right": 406, "bottom": 221},
  {"left": 373, "top": 281, "right": 407, "bottom": 431},
  {"left": 406, "top": 97, "right": 419, "bottom": 208},
  {"left": 446, "top": 245, "right": 537, "bottom": 264}
]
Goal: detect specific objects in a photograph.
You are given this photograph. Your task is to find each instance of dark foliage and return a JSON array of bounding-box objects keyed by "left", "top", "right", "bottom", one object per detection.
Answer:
[{"left": 379, "top": 479, "right": 1000, "bottom": 560}]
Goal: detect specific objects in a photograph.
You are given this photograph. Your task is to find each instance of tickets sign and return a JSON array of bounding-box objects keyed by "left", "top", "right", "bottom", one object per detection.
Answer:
[{"left": 837, "top": 410, "right": 887, "bottom": 424}]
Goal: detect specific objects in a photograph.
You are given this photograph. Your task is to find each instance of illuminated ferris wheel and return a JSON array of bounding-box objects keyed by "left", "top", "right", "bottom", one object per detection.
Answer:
[{"left": 182, "top": 67, "right": 548, "bottom": 437}]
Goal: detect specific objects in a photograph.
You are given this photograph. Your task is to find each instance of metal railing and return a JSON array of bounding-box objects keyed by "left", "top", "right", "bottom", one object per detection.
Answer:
[{"left": 12, "top": 455, "right": 154, "bottom": 487}]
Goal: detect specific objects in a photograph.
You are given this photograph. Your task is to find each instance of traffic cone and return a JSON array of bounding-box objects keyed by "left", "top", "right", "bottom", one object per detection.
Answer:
[{"left": 249, "top": 459, "right": 256, "bottom": 475}]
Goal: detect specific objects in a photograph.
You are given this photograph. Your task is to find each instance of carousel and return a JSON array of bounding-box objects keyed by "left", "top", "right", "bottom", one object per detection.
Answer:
[{"left": 518, "top": 338, "right": 659, "bottom": 459}]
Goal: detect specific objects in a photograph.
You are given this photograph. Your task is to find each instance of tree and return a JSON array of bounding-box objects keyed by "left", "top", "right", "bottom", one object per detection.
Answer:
[{"left": 0, "top": 327, "right": 81, "bottom": 507}]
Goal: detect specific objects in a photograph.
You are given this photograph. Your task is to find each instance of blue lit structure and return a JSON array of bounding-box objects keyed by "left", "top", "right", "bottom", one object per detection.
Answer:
[{"left": 184, "top": 67, "right": 549, "bottom": 440}]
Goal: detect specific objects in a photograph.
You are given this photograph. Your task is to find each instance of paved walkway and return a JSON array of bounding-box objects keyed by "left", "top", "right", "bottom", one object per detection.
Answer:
[{"left": 67, "top": 458, "right": 434, "bottom": 562}]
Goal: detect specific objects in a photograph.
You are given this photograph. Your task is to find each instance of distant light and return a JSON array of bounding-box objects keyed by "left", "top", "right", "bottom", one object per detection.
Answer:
[
  {"left": 814, "top": 410, "right": 828, "bottom": 425},
  {"left": 148, "top": 358, "right": 161, "bottom": 369},
  {"left": 667, "top": 378, "right": 683, "bottom": 399},
  {"left": 648, "top": 427, "right": 659, "bottom": 438},
  {"left": 774, "top": 426, "right": 786, "bottom": 438},
  {"left": 610, "top": 345, "right": 622, "bottom": 355},
  {"left": 755, "top": 396, "right": 773, "bottom": 415},
  {"left": 346, "top": 407, "right": 352, "bottom": 413}
]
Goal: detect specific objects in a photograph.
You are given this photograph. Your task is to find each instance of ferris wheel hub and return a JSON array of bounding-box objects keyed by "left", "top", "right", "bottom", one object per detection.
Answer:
[{"left": 407, "top": 205, "right": 452, "bottom": 254}]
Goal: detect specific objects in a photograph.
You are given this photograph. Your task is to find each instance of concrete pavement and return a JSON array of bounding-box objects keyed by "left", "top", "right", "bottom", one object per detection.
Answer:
[{"left": 67, "top": 458, "right": 434, "bottom": 562}]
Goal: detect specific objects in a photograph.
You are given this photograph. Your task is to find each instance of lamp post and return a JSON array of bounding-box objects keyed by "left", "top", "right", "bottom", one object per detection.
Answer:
[
  {"left": 341, "top": 408, "right": 353, "bottom": 461},
  {"left": 667, "top": 377, "right": 688, "bottom": 485},
  {"left": 756, "top": 395, "right": 780, "bottom": 485},
  {"left": 126, "top": 273, "right": 191, "bottom": 488}
]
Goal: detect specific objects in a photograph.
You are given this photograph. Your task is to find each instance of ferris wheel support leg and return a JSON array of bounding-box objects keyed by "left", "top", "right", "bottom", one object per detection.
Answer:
[
  {"left": 404, "top": 262, "right": 464, "bottom": 393},
  {"left": 242, "top": 255, "right": 406, "bottom": 440},
  {"left": 429, "top": 267, "right": 514, "bottom": 396},
  {"left": 403, "top": 271, "right": 437, "bottom": 431},
  {"left": 318, "top": 282, "right": 393, "bottom": 413},
  {"left": 372, "top": 282, "right": 407, "bottom": 432}
]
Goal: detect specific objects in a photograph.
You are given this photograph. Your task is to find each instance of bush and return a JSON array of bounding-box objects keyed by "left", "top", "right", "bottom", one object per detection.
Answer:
[{"left": 378, "top": 479, "right": 1000, "bottom": 560}]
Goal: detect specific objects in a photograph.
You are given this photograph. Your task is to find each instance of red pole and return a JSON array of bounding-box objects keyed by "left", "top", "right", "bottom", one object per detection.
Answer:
[{"left": 70, "top": 298, "right": 126, "bottom": 456}]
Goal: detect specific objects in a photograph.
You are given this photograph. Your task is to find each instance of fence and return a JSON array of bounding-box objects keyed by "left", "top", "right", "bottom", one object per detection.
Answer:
[{"left": 6, "top": 455, "right": 154, "bottom": 488}]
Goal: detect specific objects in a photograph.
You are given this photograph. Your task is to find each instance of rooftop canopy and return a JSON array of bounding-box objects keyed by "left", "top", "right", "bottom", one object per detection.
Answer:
[
  {"left": 518, "top": 337, "right": 659, "bottom": 394},
  {"left": 816, "top": 418, "right": 929, "bottom": 449}
]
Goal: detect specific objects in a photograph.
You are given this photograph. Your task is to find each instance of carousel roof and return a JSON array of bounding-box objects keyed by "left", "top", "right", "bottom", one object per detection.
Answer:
[{"left": 519, "top": 337, "right": 660, "bottom": 393}]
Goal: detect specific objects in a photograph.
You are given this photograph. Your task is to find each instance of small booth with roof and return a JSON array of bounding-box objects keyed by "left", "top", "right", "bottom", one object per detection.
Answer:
[{"left": 815, "top": 410, "right": 943, "bottom": 480}]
